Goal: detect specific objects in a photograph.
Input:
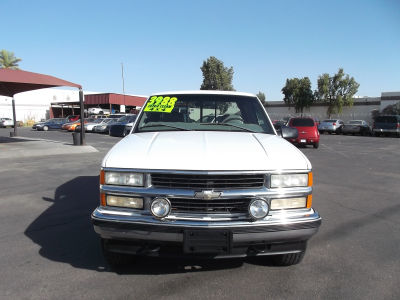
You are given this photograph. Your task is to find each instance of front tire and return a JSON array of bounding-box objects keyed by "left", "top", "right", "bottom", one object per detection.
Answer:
[
  {"left": 43, "top": 125, "right": 49, "bottom": 131},
  {"left": 101, "top": 239, "right": 135, "bottom": 267}
]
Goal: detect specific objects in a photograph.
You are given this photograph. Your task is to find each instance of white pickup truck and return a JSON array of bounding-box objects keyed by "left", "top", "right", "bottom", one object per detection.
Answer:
[{"left": 92, "top": 91, "right": 321, "bottom": 266}]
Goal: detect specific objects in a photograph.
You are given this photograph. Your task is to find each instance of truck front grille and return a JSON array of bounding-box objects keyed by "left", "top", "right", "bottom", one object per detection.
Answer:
[
  {"left": 151, "top": 174, "right": 265, "bottom": 189},
  {"left": 169, "top": 198, "right": 250, "bottom": 214}
]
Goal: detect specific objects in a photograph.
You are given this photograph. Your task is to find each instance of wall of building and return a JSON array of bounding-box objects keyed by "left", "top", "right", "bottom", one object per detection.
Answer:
[
  {"left": 265, "top": 97, "right": 383, "bottom": 124},
  {"left": 380, "top": 92, "right": 400, "bottom": 111}
]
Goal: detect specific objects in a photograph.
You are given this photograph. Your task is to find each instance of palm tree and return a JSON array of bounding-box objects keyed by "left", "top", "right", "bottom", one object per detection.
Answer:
[{"left": 0, "top": 50, "right": 22, "bottom": 69}]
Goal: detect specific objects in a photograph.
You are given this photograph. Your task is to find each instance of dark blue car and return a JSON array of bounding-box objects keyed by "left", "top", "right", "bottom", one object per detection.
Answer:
[
  {"left": 36, "top": 118, "right": 67, "bottom": 131},
  {"left": 109, "top": 115, "right": 137, "bottom": 137}
]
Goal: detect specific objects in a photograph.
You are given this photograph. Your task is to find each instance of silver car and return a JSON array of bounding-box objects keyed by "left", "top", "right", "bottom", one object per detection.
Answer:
[
  {"left": 342, "top": 120, "right": 371, "bottom": 136},
  {"left": 318, "top": 119, "right": 344, "bottom": 134},
  {"left": 93, "top": 118, "right": 114, "bottom": 133}
]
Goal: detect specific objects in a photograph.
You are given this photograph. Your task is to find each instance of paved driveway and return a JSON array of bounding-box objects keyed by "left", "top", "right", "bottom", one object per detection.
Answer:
[{"left": 0, "top": 128, "right": 399, "bottom": 299}]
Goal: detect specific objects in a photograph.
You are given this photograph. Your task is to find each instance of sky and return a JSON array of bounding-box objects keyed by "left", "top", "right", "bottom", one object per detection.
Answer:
[{"left": 3, "top": 0, "right": 400, "bottom": 100}]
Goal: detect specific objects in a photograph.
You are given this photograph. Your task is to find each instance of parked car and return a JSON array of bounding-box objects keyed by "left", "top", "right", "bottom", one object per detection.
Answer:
[
  {"left": 288, "top": 117, "right": 320, "bottom": 148},
  {"left": 62, "top": 121, "right": 77, "bottom": 131},
  {"left": 372, "top": 115, "right": 400, "bottom": 137},
  {"left": 83, "top": 119, "right": 104, "bottom": 132},
  {"left": 92, "top": 91, "right": 321, "bottom": 267},
  {"left": 341, "top": 120, "right": 371, "bottom": 136},
  {"left": 88, "top": 107, "right": 111, "bottom": 115},
  {"left": 318, "top": 119, "right": 344, "bottom": 134},
  {"left": 0, "top": 117, "right": 14, "bottom": 128},
  {"left": 93, "top": 118, "right": 114, "bottom": 134},
  {"left": 32, "top": 120, "right": 46, "bottom": 130},
  {"left": 109, "top": 115, "right": 137, "bottom": 137},
  {"left": 36, "top": 118, "right": 67, "bottom": 131},
  {"left": 66, "top": 115, "right": 80, "bottom": 122},
  {"left": 67, "top": 119, "right": 96, "bottom": 132}
]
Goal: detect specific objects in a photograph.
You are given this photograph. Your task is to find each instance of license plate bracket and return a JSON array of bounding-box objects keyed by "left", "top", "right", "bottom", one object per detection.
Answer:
[{"left": 183, "top": 230, "right": 231, "bottom": 254}]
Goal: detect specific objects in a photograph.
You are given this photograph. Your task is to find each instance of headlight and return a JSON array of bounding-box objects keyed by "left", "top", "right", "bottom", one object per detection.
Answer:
[
  {"left": 106, "top": 195, "right": 143, "bottom": 209},
  {"left": 270, "top": 173, "right": 310, "bottom": 188},
  {"left": 270, "top": 197, "right": 307, "bottom": 210},
  {"left": 104, "top": 171, "right": 144, "bottom": 186}
]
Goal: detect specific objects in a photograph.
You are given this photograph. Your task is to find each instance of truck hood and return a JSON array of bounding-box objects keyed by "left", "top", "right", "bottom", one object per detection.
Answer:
[{"left": 102, "top": 131, "right": 311, "bottom": 171}]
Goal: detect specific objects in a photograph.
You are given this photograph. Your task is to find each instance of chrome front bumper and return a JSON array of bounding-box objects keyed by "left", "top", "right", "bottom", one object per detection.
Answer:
[{"left": 92, "top": 207, "right": 321, "bottom": 244}]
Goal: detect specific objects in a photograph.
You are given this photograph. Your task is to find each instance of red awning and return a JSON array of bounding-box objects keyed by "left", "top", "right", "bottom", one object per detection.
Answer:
[
  {"left": 0, "top": 68, "right": 84, "bottom": 143},
  {"left": 84, "top": 93, "right": 147, "bottom": 106},
  {"left": 0, "top": 69, "right": 81, "bottom": 97}
]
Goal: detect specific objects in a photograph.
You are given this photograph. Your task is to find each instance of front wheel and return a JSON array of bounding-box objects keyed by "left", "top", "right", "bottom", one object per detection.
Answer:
[
  {"left": 272, "top": 251, "right": 305, "bottom": 266},
  {"left": 43, "top": 125, "right": 49, "bottom": 131}
]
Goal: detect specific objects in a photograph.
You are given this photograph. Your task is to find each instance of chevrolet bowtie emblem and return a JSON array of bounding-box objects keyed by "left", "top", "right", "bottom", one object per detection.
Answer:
[{"left": 194, "top": 190, "right": 222, "bottom": 200}]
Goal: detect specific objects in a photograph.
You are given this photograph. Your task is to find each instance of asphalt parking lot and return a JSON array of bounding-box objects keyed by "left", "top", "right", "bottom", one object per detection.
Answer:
[{"left": 0, "top": 127, "right": 399, "bottom": 299}]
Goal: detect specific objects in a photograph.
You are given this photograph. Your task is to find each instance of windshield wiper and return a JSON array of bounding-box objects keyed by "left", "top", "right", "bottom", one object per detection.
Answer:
[
  {"left": 200, "top": 123, "right": 257, "bottom": 133},
  {"left": 139, "top": 124, "right": 191, "bottom": 131}
]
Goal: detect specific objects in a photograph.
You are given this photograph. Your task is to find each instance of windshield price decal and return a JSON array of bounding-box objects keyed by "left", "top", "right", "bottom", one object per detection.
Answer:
[{"left": 144, "top": 96, "right": 178, "bottom": 113}]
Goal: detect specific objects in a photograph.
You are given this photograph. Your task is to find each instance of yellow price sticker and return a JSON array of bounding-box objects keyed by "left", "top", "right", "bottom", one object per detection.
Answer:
[{"left": 144, "top": 96, "right": 178, "bottom": 113}]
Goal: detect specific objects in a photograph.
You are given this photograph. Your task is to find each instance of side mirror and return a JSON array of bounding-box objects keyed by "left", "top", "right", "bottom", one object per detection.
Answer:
[{"left": 279, "top": 126, "right": 298, "bottom": 139}]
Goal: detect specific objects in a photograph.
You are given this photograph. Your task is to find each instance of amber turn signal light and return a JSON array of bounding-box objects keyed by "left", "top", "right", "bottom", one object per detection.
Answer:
[
  {"left": 306, "top": 194, "right": 312, "bottom": 208},
  {"left": 100, "top": 192, "right": 106, "bottom": 206},
  {"left": 100, "top": 169, "right": 105, "bottom": 185}
]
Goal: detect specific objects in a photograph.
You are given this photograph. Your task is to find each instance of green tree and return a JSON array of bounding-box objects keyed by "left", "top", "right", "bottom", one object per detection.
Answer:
[
  {"left": 281, "top": 77, "right": 314, "bottom": 115},
  {"left": 200, "top": 56, "right": 235, "bottom": 91},
  {"left": 256, "top": 91, "right": 266, "bottom": 105},
  {"left": 382, "top": 103, "right": 400, "bottom": 115},
  {"left": 0, "top": 50, "right": 21, "bottom": 69},
  {"left": 315, "top": 68, "right": 360, "bottom": 118}
]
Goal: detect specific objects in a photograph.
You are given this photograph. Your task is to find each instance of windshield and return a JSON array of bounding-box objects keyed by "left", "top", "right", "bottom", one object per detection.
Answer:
[
  {"left": 375, "top": 116, "right": 398, "bottom": 123},
  {"left": 135, "top": 94, "right": 274, "bottom": 134},
  {"left": 291, "top": 118, "right": 314, "bottom": 127},
  {"left": 348, "top": 120, "right": 362, "bottom": 125},
  {"left": 100, "top": 118, "right": 113, "bottom": 124}
]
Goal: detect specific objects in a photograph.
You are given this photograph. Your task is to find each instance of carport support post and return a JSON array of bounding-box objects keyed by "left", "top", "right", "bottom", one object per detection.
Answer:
[
  {"left": 12, "top": 97, "right": 17, "bottom": 136},
  {"left": 79, "top": 88, "right": 86, "bottom": 145}
]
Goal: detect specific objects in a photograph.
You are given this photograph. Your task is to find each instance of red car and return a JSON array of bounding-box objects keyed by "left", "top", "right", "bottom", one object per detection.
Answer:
[
  {"left": 288, "top": 117, "right": 320, "bottom": 149},
  {"left": 66, "top": 115, "right": 80, "bottom": 122}
]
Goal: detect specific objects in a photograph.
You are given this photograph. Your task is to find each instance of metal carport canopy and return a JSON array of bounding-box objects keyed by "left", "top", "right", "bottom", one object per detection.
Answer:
[{"left": 0, "top": 69, "right": 86, "bottom": 145}]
